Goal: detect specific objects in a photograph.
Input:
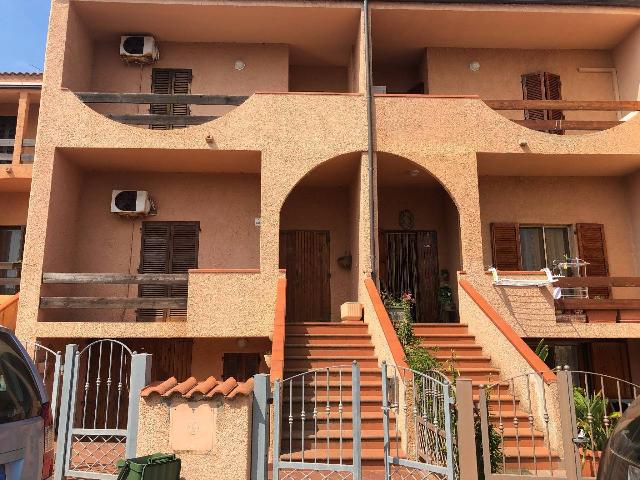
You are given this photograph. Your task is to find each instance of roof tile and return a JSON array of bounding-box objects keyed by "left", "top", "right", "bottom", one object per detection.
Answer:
[{"left": 142, "top": 375, "right": 253, "bottom": 400}]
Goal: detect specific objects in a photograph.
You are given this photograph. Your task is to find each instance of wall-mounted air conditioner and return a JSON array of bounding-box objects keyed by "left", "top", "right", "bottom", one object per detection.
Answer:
[
  {"left": 120, "top": 36, "right": 159, "bottom": 64},
  {"left": 111, "top": 190, "right": 151, "bottom": 216}
]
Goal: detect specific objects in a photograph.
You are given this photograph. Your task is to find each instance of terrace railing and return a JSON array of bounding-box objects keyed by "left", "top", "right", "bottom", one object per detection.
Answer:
[
  {"left": 0, "top": 262, "right": 21, "bottom": 290},
  {"left": 40, "top": 272, "right": 188, "bottom": 320},
  {"left": 484, "top": 100, "right": 640, "bottom": 132},
  {"left": 75, "top": 92, "right": 249, "bottom": 127},
  {"left": 0, "top": 139, "right": 36, "bottom": 163},
  {"left": 554, "top": 276, "right": 640, "bottom": 323}
]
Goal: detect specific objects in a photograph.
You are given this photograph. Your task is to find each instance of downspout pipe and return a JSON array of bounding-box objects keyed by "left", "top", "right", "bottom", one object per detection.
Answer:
[{"left": 363, "top": 0, "right": 378, "bottom": 286}]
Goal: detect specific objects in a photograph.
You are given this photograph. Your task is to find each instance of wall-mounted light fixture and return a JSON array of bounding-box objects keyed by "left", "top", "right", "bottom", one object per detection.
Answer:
[
  {"left": 469, "top": 61, "right": 480, "bottom": 72},
  {"left": 234, "top": 60, "right": 246, "bottom": 71}
]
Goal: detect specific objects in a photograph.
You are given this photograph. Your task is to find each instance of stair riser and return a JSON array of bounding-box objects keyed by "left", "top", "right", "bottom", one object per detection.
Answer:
[
  {"left": 287, "top": 336, "right": 373, "bottom": 346},
  {"left": 503, "top": 460, "right": 560, "bottom": 471},
  {"left": 436, "top": 358, "right": 493, "bottom": 368},
  {"left": 412, "top": 325, "right": 469, "bottom": 334},
  {"left": 421, "top": 337, "right": 476, "bottom": 345},
  {"left": 287, "top": 325, "right": 370, "bottom": 335},
  {"left": 424, "top": 346, "right": 485, "bottom": 357},
  {"left": 282, "top": 403, "right": 383, "bottom": 413},
  {"left": 286, "top": 359, "right": 379, "bottom": 369},
  {"left": 286, "top": 347, "right": 376, "bottom": 356},
  {"left": 284, "top": 371, "right": 381, "bottom": 382},
  {"left": 287, "top": 385, "right": 381, "bottom": 395},
  {"left": 283, "top": 439, "right": 396, "bottom": 450}
]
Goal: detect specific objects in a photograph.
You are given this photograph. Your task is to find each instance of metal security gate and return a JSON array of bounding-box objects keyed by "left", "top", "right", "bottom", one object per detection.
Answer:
[
  {"left": 272, "top": 362, "right": 362, "bottom": 480},
  {"left": 382, "top": 362, "right": 455, "bottom": 480},
  {"left": 54, "top": 340, "right": 151, "bottom": 480},
  {"left": 21, "top": 340, "right": 63, "bottom": 429}
]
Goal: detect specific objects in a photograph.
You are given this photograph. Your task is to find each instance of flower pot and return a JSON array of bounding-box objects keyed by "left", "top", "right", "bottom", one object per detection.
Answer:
[
  {"left": 580, "top": 448, "right": 602, "bottom": 477},
  {"left": 386, "top": 306, "right": 405, "bottom": 323},
  {"left": 340, "top": 302, "right": 363, "bottom": 322}
]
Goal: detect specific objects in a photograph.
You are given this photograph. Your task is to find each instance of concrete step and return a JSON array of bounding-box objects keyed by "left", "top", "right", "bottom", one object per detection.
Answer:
[
  {"left": 419, "top": 334, "right": 476, "bottom": 345},
  {"left": 285, "top": 334, "right": 373, "bottom": 346},
  {"left": 285, "top": 345, "right": 376, "bottom": 356},
  {"left": 284, "top": 356, "right": 379, "bottom": 369},
  {"left": 412, "top": 323, "right": 469, "bottom": 335},
  {"left": 286, "top": 323, "right": 370, "bottom": 335}
]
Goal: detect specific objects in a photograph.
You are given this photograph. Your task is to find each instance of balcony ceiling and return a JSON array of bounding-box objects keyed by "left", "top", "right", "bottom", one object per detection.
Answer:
[
  {"left": 61, "top": 148, "right": 261, "bottom": 174},
  {"left": 477, "top": 152, "right": 640, "bottom": 176},
  {"left": 74, "top": 1, "right": 361, "bottom": 66},
  {"left": 372, "top": 5, "right": 640, "bottom": 64}
]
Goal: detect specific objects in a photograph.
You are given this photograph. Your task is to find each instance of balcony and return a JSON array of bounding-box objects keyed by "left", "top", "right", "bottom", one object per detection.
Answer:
[
  {"left": 0, "top": 138, "right": 36, "bottom": 164},
  {"left": 38, "top": 270, "right": 278, "bottom": 338}
]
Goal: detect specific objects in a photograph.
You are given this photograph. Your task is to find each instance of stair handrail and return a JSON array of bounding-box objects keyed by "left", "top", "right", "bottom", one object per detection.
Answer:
[
  {"left": 459, "top": 279, "right": 556, "bottom": 383},
  {"left": 0, "top": 293, "right": 19, "bottom": 331},
  {"left": 270, "top": 277, "right": 287, "bottom": 382},
  {"left": 364, "top": 278, "right": 408, "bottom": 369}
]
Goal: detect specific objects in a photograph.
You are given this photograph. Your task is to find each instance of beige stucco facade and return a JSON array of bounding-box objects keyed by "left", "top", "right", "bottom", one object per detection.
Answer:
[{"left": 9, "top": 0, "right": 640, "bottom": 397}]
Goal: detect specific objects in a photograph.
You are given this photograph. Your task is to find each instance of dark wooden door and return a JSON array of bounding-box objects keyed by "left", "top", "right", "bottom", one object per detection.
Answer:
[
  {"left": 279, "top": 230, "right": 331, "bottom": 323},
  {"left": 589, "top": 342, "right": 631, "bottom": 399},
  {"left": 379, "top": 231, "right": 439, "bottom": 323},
  {"left": 138, "top": 221, "right": 199, "bottom": 321}
]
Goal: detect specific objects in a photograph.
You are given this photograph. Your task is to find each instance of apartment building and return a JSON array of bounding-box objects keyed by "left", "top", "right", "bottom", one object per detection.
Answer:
[
  {"left": 0, "top": 72, "right": 40, "bottom": 310},
  {"left": 8, "top": 0, "right": 640, "bottom": 476}
]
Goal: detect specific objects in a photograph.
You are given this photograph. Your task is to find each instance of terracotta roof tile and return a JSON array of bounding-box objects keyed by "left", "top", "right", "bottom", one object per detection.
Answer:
[{"left": 141, "top": 376, "right": 253, "bottom": 400}]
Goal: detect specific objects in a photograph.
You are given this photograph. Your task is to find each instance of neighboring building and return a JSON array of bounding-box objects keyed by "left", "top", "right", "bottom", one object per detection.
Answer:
[
  {"left": 0, "top": 72, "right": 41, "bottom": 304},
  {"left": 10, "top": 0, "right": 640, "bottom": 476}
]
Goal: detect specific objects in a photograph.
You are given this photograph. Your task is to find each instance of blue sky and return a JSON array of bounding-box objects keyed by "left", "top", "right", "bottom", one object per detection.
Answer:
[{"left": 0, "top": 0, "right": 51, "bottom": 73}]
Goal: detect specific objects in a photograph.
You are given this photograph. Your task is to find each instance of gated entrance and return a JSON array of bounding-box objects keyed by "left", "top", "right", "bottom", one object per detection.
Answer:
[
  {"left": 21, "top": 340, "right": 62, "bottom": 429},
  {"left": 272, "top": 362, "right": 362, "bottom": 479},
  {"left": 381, "top": 363, "right": 456, "bottom": 480},
  {"left": 54, "top": 340, "right": 151, "bottom": 480}
]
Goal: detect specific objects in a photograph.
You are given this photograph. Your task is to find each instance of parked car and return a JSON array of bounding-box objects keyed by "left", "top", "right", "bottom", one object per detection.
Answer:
[
  {"left": 598, "top": 396, "right": 640, "bottom": 479},
  {"left": 0, "top": 326, "right": 53, "bottom": 479}
]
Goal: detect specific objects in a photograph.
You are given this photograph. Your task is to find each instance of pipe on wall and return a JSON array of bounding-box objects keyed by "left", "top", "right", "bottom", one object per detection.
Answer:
[{"left": 363, "top": 0, "right": 378, "bottom": 286}]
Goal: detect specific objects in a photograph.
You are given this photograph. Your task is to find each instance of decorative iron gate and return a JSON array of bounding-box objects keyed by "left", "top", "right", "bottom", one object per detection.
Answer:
[
  {"left": 54, "top": 340, "right": 151, "bottom": 480},
  {"left": 21, "top": 340, "right": 63, "bottom": 429},
  {"left": 272, "top": 362, "right": 362, "bottom": 480},
  {"left": 382, "top": 362, "right": 455, "bottom": 480}
]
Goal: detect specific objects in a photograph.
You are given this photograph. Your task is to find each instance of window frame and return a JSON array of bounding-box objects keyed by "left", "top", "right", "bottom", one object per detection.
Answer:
[{"left": 518, "top": 224, "right": 572, "bottom": 270}]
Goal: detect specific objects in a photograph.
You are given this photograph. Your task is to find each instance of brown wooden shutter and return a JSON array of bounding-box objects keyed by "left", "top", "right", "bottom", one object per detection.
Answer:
[
  {"left": 150, "top": 68, "right": 192, "bottom": 130},
  {"left": 138, "top": 221, "right": 199, "bottom": 321},
  {"left": 138, "top": 222, "right": 171, "bottom": 321},
  {"left": 491, "top": 223, "right": 522, "bottom": 271},
  {"left": 576, "top": 223, "right": 610, "bottom": 298},
  {"left": 544, "top": 72, "right": 564, "bottom": 134},
  {"left": 590, "top": 342, "right": 631, "bottom": 398},
  {"left": 168, "top": 222, "right": 199, "bottom": 317},
  {"left": 223, "top": 353, "right": 260, "bottom": 382},
  {"left": 521, "top": 73, "right": 545, "bottom": 121}
]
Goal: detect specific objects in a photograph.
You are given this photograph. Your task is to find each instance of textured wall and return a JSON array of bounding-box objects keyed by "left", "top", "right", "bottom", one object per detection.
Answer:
[{"left": 136, "top": 395, "right": 252, "bottom": 480}]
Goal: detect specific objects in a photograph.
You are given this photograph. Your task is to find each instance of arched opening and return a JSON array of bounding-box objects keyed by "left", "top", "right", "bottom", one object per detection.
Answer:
[
  {"left": 279, "top": 153, "right": 362, "bottom": 323},
  {"left": 377, "top": 152, "right": 462, "bottom": 324}
]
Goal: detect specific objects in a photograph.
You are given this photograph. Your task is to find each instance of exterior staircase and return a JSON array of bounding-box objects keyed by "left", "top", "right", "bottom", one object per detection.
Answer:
[
  {"left": 280, "top": 321, "right": 392, "bottom": 472},
  {"left": 413, "top": 323, "right": 560, "bottom": 473}
]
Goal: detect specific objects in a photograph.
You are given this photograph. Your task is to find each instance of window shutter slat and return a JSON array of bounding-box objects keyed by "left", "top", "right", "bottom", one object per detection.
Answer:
[
  {"left": 544, "top": 72, "right": 565, "bottom": 134},
  {"left": 138, "top": 223, "right": 171, "bottom": 321},
  {"left": 491, "top": 223, "right": 522, "bottom": 271},
  {"left": 521, "top": 73, "right": 545, "bottom": 121},
  {"left": 576, "top": 223, "right": 610, "bottom": 298},
  {"left": 150, "top": 68, "right": 192, "bottom": 130},
  {"left": 168, "top": 222, "right": 199, "bottom": 317}
]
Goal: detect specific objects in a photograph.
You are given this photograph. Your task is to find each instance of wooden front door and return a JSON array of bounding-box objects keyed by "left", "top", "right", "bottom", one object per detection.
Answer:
[
  {"left": 379, "top": 231, "right": 439, "bottom": 323},
  {"left": 590, "top": 342, "right": 632, "bottom": 399},
  {"left": 279, "top": 230, "right": 331, "bottom": 323}
]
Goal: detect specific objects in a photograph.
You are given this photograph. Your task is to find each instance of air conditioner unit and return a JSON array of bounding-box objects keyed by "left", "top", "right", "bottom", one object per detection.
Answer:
[
  {"left": 120, "top": 36, "right": 159, "bottom": 64},
  {"left": 111, "top": 190, "right": 151, "bottom": 216}
]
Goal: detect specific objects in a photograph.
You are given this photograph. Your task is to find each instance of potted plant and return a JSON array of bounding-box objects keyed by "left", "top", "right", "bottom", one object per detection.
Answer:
[
  {"left": 573, "top": 387, "right": 621, "bottom": 477},
  {"left": 381, "top": 291, "right": 414, "bottom": 324}
]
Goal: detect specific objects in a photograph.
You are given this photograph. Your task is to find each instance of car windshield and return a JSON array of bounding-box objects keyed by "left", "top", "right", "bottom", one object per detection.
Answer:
[
  {"left": 607, "top": 399, "right": 640, "bottom": 467},
  {"left": 0, "top": 333, "right": 41, "bottom": 423}
]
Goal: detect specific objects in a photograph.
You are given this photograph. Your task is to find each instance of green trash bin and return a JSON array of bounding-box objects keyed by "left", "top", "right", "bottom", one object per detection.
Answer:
[{"left": 116, "top": 453, "right": 181, "bottom": 480}]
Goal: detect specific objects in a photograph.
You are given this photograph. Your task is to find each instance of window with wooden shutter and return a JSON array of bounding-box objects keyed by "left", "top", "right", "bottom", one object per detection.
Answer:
[
  {"left": 576, "top": 223, "right": 610, "bottom": 298},
  {"left": 522, "top": 72, "right": 565, "bottom": 134},
  {"left": 150, "top": 68, "right": 192, "bottom": 130},
  {"left": 490, "top": 223, "right": 521, "bottom": 271},
  {"left": 222, "top": 353, "right": 260, "bottom": 382},
  {"left": 138, "top": 221, "right": 199, "bottom": 321}
]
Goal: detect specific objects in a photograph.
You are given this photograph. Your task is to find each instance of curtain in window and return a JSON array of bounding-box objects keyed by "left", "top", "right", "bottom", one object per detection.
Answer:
[
  {"left": 544, "top": 227, "right": 570, "bottom": 268},
  {"left": 520, "top": 227, "right": 545, "bottom": 270}
]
